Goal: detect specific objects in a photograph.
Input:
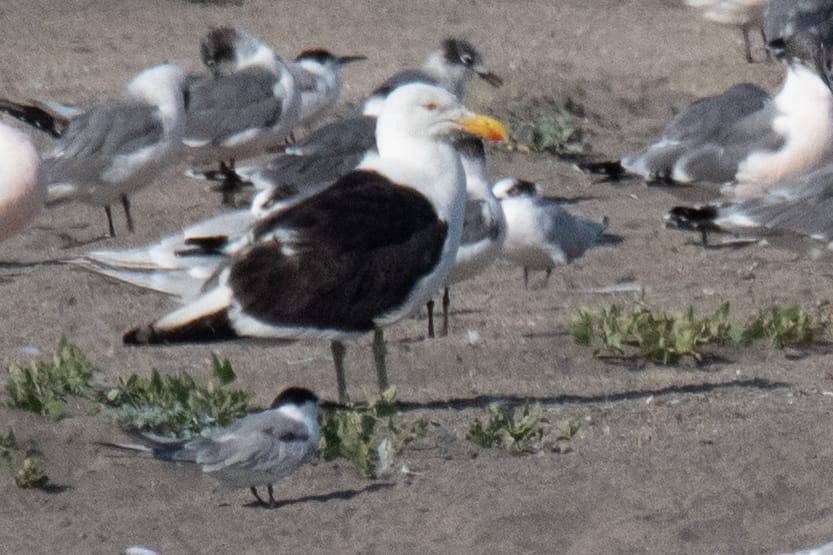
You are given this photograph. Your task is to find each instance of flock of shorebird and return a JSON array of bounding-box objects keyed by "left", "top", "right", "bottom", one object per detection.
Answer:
[
  {"left": 3, "top": 0, "right": 833, "bottom": 508},
  {"left": 0, "top": 27, "right": 609, "bottom": 504}
]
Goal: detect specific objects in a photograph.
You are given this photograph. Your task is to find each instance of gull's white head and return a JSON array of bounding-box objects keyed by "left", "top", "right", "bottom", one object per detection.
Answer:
[{"left": 375, "top": 83, "right": 506, "bottom": 150}]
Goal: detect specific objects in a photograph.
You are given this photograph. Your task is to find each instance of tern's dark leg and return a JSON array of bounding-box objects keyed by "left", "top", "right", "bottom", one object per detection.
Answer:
[
  {"left": 760, "top": 27, "right": 770, "bottom": 62},
  {"left": 104, "top": 205, "right": 115, "bottom": 237},
  {"left": 372, "top": 327, "right": 389, "bottom": 392},
  {"left": 121, "top": 194, "right": 134, "bottom": 233},
  {"left": 250, "top": 486, "right": 266, "bottom": 505},
  {"left": 523, "top": 267, "right": 529, "bottom": 289},
  {"left": 742, "top": 27, "right": 753, "bottom": 63},
  {"left": 267, "top": 484, "right": 276, "bottom": 509},
  {"left": 701, "top": 228, "right": 709, "bottom": 247},
  {"left": 543, "top": 268, "right": 552, "bottom": 288},
  {"left": 441, "top": 287, "right": 450, "bottom": 337},
  {"left": 331, "top": 340, "right": 348, "bottom": 403},
  {"left": 220, "top": 159, "right": 237, "bottom": 206},
  {"left": 426, "top": 300, "right": 435, "bottom": 338}
]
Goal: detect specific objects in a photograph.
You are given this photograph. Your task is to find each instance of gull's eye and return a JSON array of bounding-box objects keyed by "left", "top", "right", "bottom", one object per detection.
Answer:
[
  {"left": 422, "top": 102, "right": 439, "bottom": 111},
  {"left": 460, "top": 53, "right": 474, "bottom": 65}
]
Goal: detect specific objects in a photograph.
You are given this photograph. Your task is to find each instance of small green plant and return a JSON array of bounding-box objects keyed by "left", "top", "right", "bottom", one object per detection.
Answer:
[
  {"left": 0, "top": 430, "right": 49, "bottom": 489},
  {"left": 571, "top": 303, "right": 832, "bottom": 364},
  {"left": 5, "top": 337, "right": 95, "bottom": 418},
  {"left": 319, "top": 387, "right": 427, "bottom": 477},
  {"left": 466, "top": 403, "right": 546, "bottom": 454},
  {"left": 742, "top": 305, "right": 830, "bottom": 348},
  {"left": 506, "top": 98, "right": 586, "bottom": 157},
  {"left": 101, "top": 354, "right": 250, "bottom": 437},
  {"left": 569, "top": 303, "right": 738, "bottom": 364},
  {"left": 552, "top": 418, "right": 581, "bottom": 454}
]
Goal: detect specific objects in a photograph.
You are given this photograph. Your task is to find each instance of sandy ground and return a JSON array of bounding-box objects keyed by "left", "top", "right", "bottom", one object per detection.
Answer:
[{"left": 2, "top": 1, "right": 833, "bottom": 553}]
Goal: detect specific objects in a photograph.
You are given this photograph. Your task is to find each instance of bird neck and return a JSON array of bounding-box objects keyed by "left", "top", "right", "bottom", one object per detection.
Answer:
[{"left": 776, "top": 64, "right": 832, "bottom": 115}]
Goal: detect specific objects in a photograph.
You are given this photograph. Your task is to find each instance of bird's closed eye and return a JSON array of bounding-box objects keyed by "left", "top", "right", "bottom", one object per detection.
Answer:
[{"left": 422, "top": 102, "right": 439, "bottom": 111}]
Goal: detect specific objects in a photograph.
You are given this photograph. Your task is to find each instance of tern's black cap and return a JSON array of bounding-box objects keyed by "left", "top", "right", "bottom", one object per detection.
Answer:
[{"left": 271, "top": 387, "right": 319, "bottom": 408}]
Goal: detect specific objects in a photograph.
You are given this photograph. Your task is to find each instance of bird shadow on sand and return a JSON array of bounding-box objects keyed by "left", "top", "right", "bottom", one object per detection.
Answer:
[
  {"left": 243, "top": 482, "right": 394, "bottom": 510},
  {"left": 389, "top": 377, "right": 788, "bottom": 413}
]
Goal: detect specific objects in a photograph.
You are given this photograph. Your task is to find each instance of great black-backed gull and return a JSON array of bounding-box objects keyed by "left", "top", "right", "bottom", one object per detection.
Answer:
[{"left": 122, "top": 83, "right": 506, "bottom": 402}]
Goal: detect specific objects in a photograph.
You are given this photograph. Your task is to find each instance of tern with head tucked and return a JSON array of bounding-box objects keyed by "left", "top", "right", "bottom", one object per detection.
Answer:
[
  {"left": 100, "top": 386, "right": 319, "bottom": 508},
  {"left": 121, "top": 83, "right": 506, "bottom": 402},
  {"left": 493, "top": 178, "right": 608, "bottom": 289},
  {"left": 43, "top": 63, "right": 187, "bottom": 236},
  {"left": 184, "top": 28, "right": 301, "bottom": 170},
  {"left": 581, "top": 32, "right": 833, "bottom": 200}
]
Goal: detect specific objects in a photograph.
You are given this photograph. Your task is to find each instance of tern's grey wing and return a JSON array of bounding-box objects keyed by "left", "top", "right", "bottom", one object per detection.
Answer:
[
  {"left": 540, "top": 199, "right": 606, "bottom": 261},
  {"left": 722, "top": 164, "right": 833, "bottom": 239},
  {"left": 250, "top": 116, "right": 376, "bottom": 187},
  {"left": 55, "top": 102, "right": 163, "bottom": 159},
  {"left": 188, "top": 411, "right": 311, "bottom": 473},
  {"left": 461, "top": 199, "right": 501, "bottom": 245},
  {"left": 43, "top": 102, "right": 163, "bottom": 183},
  {"left": 256, "top": 149, "right": 366, "bottom": 189},
  {"left": 623, "top": 84, "right": 772, "bottom": 180},
  {"left": 185, "top": 69, "right": 284, "bottom": 143},
  {"left": 675, "top": 102, "right": 784, "bottom": 183},
  {"left": 765, "top": 0, "right": 833, "bottom": 46},
  {"left": 662, "top": 83, "right": 771, "bottom": 143},
  {"left": 290, "top": 116, "right": 377, "bottom": 157}
]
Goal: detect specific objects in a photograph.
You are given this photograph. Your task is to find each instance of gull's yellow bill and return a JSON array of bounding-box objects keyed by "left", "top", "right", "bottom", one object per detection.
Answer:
[{"left": 455, "top": 113, "right": 507, "bottom": 142}]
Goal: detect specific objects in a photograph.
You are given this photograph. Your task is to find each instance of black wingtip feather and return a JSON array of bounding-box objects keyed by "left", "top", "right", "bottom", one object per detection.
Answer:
[
  {"left": 666, "top": 205, "right": 720, "bottom": 229},
  {"left": 576, "top": 160, "right": 626, "bottom": 179},
  {"left": 0, "top": 100, "right": 67, "bottom": 138},
  {"left": 123, "top": 310, "right": 238, "bottom": 345}
]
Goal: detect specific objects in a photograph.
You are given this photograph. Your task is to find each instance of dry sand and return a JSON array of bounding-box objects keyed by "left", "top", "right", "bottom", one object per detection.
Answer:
[{"left": 1, "top": 1, "right": 833, "bottom": 553}]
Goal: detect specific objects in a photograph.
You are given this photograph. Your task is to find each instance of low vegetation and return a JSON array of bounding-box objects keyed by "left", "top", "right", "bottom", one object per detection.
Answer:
[
  {"left": 5, "top": 337, "right": 95, "bottom": 418},
  {"left": 570, "top": 303, "right": 831, "bottom": 364},
  {"left": 319, "top": 387, "right": 427, "bottom": 477},
  {"left": 0, "top": 429, "right": 49, "bottom": 489},
  {"left": 466, "top": 403, "right": 547, "bottom": 454},
  {"left": 505, "top": 97, "right": 586, "bottom": 157},
  {"left": 101, "top": 355, "right": 250, "bottom": 437}
]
